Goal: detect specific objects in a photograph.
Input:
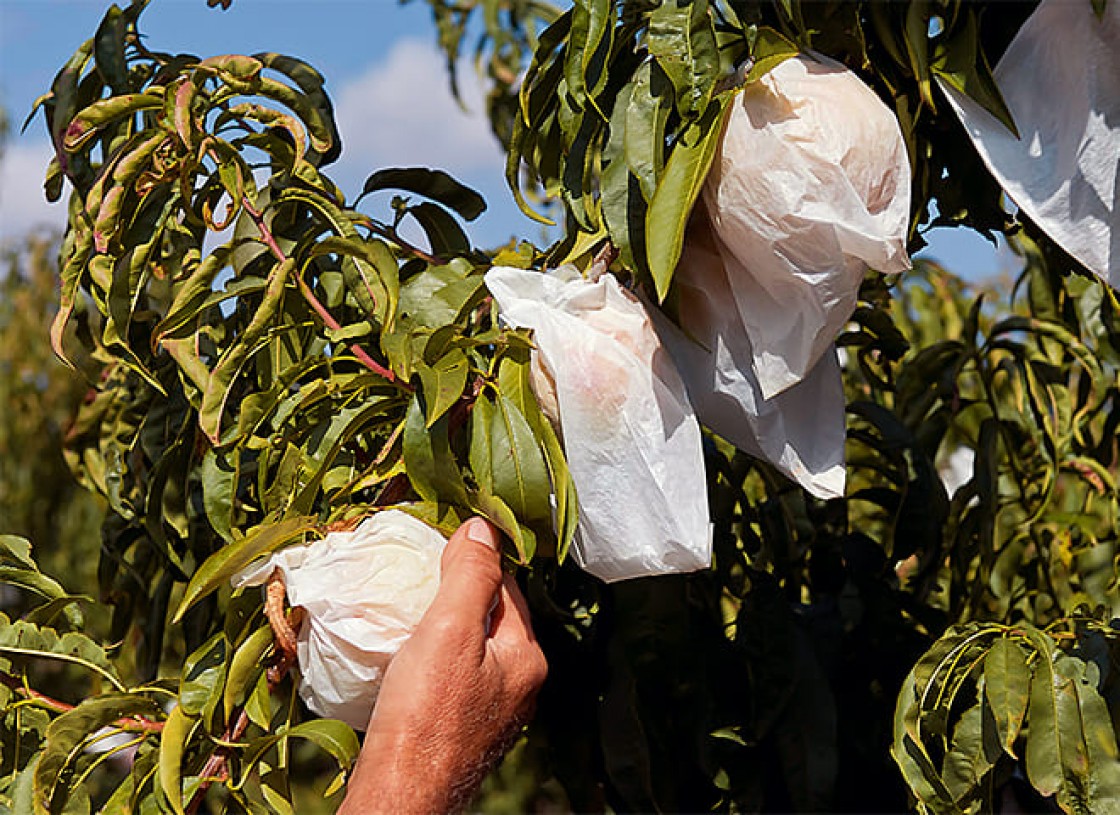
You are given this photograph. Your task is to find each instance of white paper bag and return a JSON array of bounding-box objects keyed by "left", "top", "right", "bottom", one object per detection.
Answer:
[
  {"left": 703, "top": 52, "right": 911, "bottom": 399},
  {"left": 938, "top": 0, "right": 1119, "bottom": 286},
  {"left": 233, "top": 511, "right": 446, "bottom": 730},
  {"left": 485, "top": 265, "right": 712, "bottom": 583},
  {"left": 654, "top": 212, "right": 847, "bottom": 499}
]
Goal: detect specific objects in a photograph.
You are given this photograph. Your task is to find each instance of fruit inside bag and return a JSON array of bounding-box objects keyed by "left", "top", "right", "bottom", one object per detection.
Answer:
[{"left": 485, "top": 265, "right": 712, "bottom": 583}]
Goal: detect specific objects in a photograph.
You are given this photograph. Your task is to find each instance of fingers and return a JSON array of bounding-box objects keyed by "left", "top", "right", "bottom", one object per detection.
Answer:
[
  {"left": 489, "top": 575, "right": 536, "bottom": 647},
  {"left": 429, "top": 517, "right": 503, "bottom": 627},
  {"left": 489, "top": 576, "right": 548, "bottom": 698}
]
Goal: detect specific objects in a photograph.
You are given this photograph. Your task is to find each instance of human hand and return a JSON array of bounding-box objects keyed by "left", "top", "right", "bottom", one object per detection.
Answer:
[{"left": 338, "top": 517, "right": 547, "bottom": 815}]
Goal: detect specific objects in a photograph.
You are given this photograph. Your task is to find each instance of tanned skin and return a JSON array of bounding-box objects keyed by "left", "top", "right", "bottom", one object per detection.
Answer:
[{"left": 338, "top": 517, "right": 548, "bottom": 815}]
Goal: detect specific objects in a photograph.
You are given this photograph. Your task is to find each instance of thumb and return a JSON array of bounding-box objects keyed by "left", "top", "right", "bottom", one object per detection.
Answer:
[{"left": 428, "top": 517, "right": 503, "bottom": 627}]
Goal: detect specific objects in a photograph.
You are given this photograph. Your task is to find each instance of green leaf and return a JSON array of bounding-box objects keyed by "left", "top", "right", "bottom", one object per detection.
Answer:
[
  {"left": 416, "top": 349, "right": 469, "bottom": 427},
  {"left": 1024, "top": 634, "right": 1082, "bottom": 805},
  {"left": 983, "top": 637, "right": 1031, "bottom": 758},
  {"left": 93, "top": 5, "right": 129, "bottom": 94},
  {"left": 285, "top": 719, "right": 359, "bottom": 768},
  {"left": 62, "top": 91, "right": 164, "bottom": 151},
  {"left": 407, "top": 201, "right": 471, "bottom": 257},
  {"left": 648, "top": 0, "right": 718, "bottom": 119},
  {"left": 645, "top": 93, "right": 729, "bottom": 300},
  {"left": 356, "top": 167, "right": 486, "bottom": 221},
  {"left": 942, "top": 700, "right": 1001, "bottom": 805},
  {"left": 494, "top": 348, "right": 578, "bottom": 558},
  {"left": 199, "top": 258, "right": 296, "bottom": 444},
  {"left": 472, "top": 487, "right": 537, "bottom": 564},
  {"left": 158, "top": 705, "right": 195, "bottom": 815},
  {"left": 173, "top": 517, "right": 316, "bottom": 623},
  {"left": 1059, "top": 656, "right": 1120, "bottom": 813},
  {"left": 625, "top": 60, "right": 673, "bottom": 201},
  {"left": 0, "top": 614, "right": 123, "bottom": 691},
  {"left": 0, "top": 535, "right": 40, "bottom": 570},
  {"left": 601, "top": 81, "right": 646, "bottom": 272},
  {"left": 35, "top": 694, "right": 162, "bottom": 815},
  {"left": 224, "top": 625, "right": 273, "bottom": 722},
  {"left": 743, "top": 27, "right": 799, "bottom": 85},
  {"left": 903, "top": 0, "right": 933, "bottom": 108},
  {"left": 402, "top": 394, "right": 469, "bottom": 506},
  {"left": 489, "top": 395, "right": 552, "bottom": 524},
  {"left": 932, "top": 8, "right": 1018, "bottom": 136},
  {"left": 180, "top": 633, "right": 228, "bottom": 720}
]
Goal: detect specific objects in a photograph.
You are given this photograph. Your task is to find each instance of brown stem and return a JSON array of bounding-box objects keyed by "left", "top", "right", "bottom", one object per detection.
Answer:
[
  {"left": 588, "top": 240, "right": 619, "bottom": 281},
  {"left": 0, "top": 672, "right": 164, "bottom": 733},
  {"left": 183, "top": 583, "right": 305, "bottom": 815},
  {"left": 264, "top": 570, "right": 302, "bottom": 684},
  {"left": 238, "top": 196, "right": 407, "bottom": 388},
  {"left": 364, "top": 219, "right": 443, "bottom": 266},
  {"left": 184, "top": 708, "right": 251, "bottom": 815}
]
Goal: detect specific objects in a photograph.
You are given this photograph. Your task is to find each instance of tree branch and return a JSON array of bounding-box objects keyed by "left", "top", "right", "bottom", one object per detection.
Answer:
[
  {"left": 0, "top": 672, "right": 164, "bottom": 733},
  {"left": 239, "top": 196, "right": 407, "bottom": 388}
]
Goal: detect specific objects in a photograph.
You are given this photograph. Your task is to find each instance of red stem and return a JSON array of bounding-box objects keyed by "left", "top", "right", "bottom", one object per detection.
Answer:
[
  {"left": 240, "top": 197, "right": 406, "bottom": 388},
  {"left": 0, "top": 672, "right": 164, "bottom": 733}
]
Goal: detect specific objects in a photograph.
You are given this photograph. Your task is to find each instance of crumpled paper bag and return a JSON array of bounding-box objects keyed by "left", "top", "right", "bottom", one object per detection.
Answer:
[
  {"left": 653, "top": 210, "right": 847, "bottom": 499},
  {"left": 484, "top": 265, "right": 712, "bottom": 583},
  {"left": 703, "top": 51, "right": 911, "bottom": 399},
  {"left": 938, "top": 0, "right": 1119, "bottom": 287},
  {"left": 233, "top": 510, "right": 446, "bottom": 730}
]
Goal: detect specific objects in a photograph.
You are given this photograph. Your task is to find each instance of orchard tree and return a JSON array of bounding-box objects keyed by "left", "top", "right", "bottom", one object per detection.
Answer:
[{"left": 3, "top": 0, "right": 1120, "bottom": 812}]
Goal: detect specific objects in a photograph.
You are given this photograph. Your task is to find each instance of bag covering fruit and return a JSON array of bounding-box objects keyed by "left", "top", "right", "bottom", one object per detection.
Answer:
[
  {"left": 700, "top": 51, "right": 911, "bottom": 400},
  {"left": 233, "top": 510, "right": 446, "bottom": 730},
  {"left": 485, "top": 265, "right": 711, "bottom": 583}
]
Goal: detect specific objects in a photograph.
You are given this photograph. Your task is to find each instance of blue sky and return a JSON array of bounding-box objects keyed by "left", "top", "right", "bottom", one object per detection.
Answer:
[{"left": 0, "top": 0, "right": 1011, "bottom": 276}]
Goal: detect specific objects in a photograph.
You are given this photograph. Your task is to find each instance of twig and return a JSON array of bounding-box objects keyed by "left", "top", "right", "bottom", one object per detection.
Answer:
[
  {"left": 588, "top": 240, "right": 619, "bottom": 281},
  {"left": 365, "top": 219, "right": 443, "bottom": 266},
  {"left": 183, "top": 577, "right": 304, "bottom": 815},
  {"left": 184, "top": 708, "right": 250, "bottom": 815},
  {"left": 238, "top": 195, "right": 405, "bottom": 388},
  {"left": 0, "top": 672, "right": 164, "bottom": 733}
]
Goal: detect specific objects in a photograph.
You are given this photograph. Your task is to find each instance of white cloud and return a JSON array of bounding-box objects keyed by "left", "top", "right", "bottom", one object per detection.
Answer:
[
  {"left": 332, "top": 39, "right": 503, "bottom": 183},
  {"left": 0, "top": 139, "right": 66, "bottom": 243}
]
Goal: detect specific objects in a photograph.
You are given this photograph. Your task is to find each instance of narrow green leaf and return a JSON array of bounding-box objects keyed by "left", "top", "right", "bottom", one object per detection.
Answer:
[
  {"left": 0, "top": 614, "right": 123, "bottom": 691},
  {"left": 286, "top": 720, "right": 360, "bottom": 768},
  {"left": 743, "top": 27, "right": 799, "bottom": 85},
  {"left": 646, "top": 93, "right": 729, "bottom": 300},
  {"left": 35, "top": 694, "right": 161, "bottom": 815},
  {"left": 62, "top": 92, "right": 164, "bottom": 151},
  {"left": 173, "top": 517, "right": 316, "bottom": 623},
  {"left": 402, "top": 394, "right": 469, "bottom": 506},
  {"left": 199, "top": 258, "right": 295, "bottom": 443},
  {"left": 1060, "top": 656, "right": 1120, "bottom": 813},
  {"left": 224, "top": 625, "right": 274, "bottom": 722},
  {"left": 984, "top": 637, "right": 1031, "bottom": 758},
  {"left": 1024, "top": 634, "right": 1071, "bottom": 799},
  {"left": 408, "top": 201, "right": 471, "bottom": 257},
  {"left": 489, "top": 396, "right": 551, "bottom": 524},
  {"left": 159, "top": 705, "right": 195, "bottom": 815},
  {"left": 625, "top": 60, "right": 673, "bottom": 201},
  {"left": 472, "top": 487, "right": 536, "bottom": 564},
  {"left": 942, "top": 700, "right": 1001, "bottom": 804},
  {"left": 180, "top": 633, "right": 228, "bottom": 720},
  {"left": 648, "top": 0, "right": 719, "bottom": 119}
]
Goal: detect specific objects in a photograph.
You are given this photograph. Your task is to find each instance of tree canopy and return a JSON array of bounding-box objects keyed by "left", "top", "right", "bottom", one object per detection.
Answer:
[{"left": 2, "top": 0, "right": 1119, "bottom": 813}]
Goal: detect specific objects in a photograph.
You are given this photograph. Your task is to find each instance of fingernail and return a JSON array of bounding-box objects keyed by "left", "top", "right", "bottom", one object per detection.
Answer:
[{"left": 465, "top": 517, "right": 500, "bottom": 551}]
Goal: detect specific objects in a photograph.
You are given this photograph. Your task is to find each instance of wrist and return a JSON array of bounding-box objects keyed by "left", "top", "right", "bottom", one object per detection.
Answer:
[{"left": 340, "top": 726, "right": 456, "bottom": 815}]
